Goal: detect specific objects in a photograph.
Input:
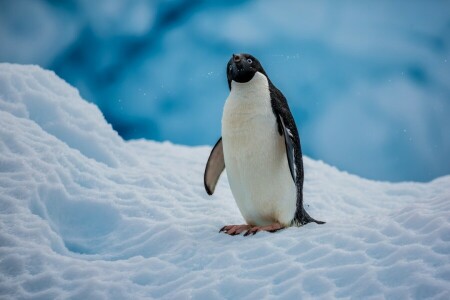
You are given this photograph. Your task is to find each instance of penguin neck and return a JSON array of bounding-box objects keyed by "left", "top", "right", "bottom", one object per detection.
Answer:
[
  {"left": 230, "top": 71, "right": 269, "bottom": 95},
  {"left": 226, "top": 72, "right": 271, "bottom": 115}
]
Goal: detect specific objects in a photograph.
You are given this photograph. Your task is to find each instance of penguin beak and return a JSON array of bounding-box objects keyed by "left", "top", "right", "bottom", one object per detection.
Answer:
[
  {"left": 231, "top": 54, "right": 244, "bottom": 73},
  {"left": 232, "top": 54, "right": 242, "bottom": 63}
]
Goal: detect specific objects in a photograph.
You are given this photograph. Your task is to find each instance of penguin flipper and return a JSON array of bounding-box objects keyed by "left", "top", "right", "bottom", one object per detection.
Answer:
[
  {"left": 279, "top": 115, "right": 296, "bottom": 183},
  {"left": 204, "top": 137, "right": 225, "bottom": 195}
]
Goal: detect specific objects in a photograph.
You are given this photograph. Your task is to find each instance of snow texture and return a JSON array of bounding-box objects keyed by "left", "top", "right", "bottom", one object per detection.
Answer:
[{"left": 0, "top": 63, "right": 450, "bottom": 299}]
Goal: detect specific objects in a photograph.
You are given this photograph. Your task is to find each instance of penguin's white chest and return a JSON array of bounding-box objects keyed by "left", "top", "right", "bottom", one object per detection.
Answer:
[{"left": 221, "top": 72, "right": 296, "bottom": 226}]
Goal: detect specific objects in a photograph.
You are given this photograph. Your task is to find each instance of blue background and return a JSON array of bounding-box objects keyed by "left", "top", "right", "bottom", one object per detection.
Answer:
[{"left": 1, "top": 0, "right": 449, "bottom": 182}]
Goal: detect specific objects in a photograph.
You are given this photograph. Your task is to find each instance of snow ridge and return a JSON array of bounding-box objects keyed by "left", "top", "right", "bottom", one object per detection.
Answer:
[{"left": 0, "top": 63, "right": 449, "bottom": 299}]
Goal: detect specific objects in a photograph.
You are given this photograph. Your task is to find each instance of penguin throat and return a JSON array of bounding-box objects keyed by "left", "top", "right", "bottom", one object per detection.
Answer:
[{"left": 231, "top": 72, "right": 269, "bottom": 92}]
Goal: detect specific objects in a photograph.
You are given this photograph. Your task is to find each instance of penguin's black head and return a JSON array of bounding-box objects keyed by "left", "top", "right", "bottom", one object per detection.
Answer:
[{"left": 226, "top": 53, "right": 267, "bottom": 89}]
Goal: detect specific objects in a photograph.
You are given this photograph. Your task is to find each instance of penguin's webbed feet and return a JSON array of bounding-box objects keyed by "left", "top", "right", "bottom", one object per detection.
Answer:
[
  {"left": 219, "top": 224, "right": 252, "bottom": 235},
  {"left": 219, "top": 223, "right": 285, "bottom": 236},
  {"left": 243, "top": 223, "right": 285, "bottom": 236}
]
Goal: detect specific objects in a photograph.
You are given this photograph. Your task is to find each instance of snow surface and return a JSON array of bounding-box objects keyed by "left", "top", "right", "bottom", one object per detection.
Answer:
[{"left": 1, "top": 63, "right": 450, "bottom": 299}]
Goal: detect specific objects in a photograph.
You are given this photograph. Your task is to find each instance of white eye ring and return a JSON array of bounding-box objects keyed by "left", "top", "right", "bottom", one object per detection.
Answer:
[{"left": 247, "top": 58, "right": 253, "bottom": 63}]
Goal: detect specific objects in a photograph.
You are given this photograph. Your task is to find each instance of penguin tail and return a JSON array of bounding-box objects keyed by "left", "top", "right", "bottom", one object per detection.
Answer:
[
  {"left": 293, "top": 209, "right": 325, "bottom": 226},
  {"left": 310, "top": 217, "right": 326, "bottom": 225}
]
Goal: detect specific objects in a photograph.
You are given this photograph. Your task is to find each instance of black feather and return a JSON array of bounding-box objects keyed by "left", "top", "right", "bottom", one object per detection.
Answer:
[{"left": 268, "top": 80, "right": 324, "bottom": 226}]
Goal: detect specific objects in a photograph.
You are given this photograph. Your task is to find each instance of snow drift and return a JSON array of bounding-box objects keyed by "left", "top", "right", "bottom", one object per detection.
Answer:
[{"left": 0, "top": 63, "right": 449, "bottom": 299}]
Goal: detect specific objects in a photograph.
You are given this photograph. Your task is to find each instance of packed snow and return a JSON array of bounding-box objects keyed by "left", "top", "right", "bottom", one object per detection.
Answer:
[{"left": 0, "top": 63, "right": 449, "bottom": 299}]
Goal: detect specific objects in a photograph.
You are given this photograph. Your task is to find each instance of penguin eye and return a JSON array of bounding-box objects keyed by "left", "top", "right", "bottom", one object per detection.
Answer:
[{"left": 247, "top": 58, "right": 253, "bottom": 64}]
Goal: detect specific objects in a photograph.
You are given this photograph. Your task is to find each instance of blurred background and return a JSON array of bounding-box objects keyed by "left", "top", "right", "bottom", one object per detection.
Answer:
[{"left": 1, "top": 0, "right": 449, "bottom": 182}]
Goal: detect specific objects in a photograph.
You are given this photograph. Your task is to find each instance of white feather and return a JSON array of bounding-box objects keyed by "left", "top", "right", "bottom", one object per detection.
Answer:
[{"left": 221, "top": 72, "right": 297, "bottom": 226}]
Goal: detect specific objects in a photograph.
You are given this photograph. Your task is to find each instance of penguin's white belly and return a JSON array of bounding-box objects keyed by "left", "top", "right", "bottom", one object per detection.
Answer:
[{"left": 221, "top": 73, "right": 296, "bottom": 226}]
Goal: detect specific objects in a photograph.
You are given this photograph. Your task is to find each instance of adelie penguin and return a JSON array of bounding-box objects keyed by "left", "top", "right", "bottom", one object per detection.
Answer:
[{"left": 204, "top": 53, "right": 324, "bottom": 236}]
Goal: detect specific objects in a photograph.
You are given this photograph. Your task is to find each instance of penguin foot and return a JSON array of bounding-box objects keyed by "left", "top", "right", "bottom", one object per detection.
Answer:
[
  {"left": 243, "top": 223, "right": 285, "bottom": 236},
  {"left": 219, "top": 224, "right": 252, "bottom": 235}
]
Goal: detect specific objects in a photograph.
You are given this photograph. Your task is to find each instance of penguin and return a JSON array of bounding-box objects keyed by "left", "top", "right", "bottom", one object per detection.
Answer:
[{"left": 204, "top": 53, "right": 324, "bottom": 236}]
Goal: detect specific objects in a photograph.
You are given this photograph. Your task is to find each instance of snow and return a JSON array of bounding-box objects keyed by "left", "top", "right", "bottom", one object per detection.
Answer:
[{"left": 1, "top": 63, "right": 450, "bottom": 299}]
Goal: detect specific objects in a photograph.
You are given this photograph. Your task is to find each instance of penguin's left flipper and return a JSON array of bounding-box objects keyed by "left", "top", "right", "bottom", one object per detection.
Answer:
[
  {"left": 204, "top": 137, "right": 225, "bottom": 195},
  {"left": 279, "top": 115, "right": 297, "bottom": 183}
]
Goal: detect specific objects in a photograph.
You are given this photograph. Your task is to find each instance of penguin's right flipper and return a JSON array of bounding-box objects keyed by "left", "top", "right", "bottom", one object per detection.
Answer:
[
  {"left": 204, "top": 137, "right": 225, "bottom": 195},
  {"left": 278, "top": 115, "right": 297, "bottom": 183}
]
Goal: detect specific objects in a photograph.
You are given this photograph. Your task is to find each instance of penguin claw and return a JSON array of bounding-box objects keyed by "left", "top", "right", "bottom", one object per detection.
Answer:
[
  {"left": 220, "top": 223, "right": 285, "bottom": 236},
  {"left": 243, "top": 227, "right": 259, "bottom": 236},
  {"left": 219, "top": 225, "right": 252, "bottom": 235},
  {"left": 243, "top": 223, "right": 285, "bottom": 236},
  {"left": 243, "top": 230, "right": 253, "bottom": 237}
]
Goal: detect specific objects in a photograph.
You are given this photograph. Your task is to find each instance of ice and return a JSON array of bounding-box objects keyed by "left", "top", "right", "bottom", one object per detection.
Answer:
[
  {"left": 1, "top": 0, "right": 449, "bottom": 182},
  {"left": 0, "top": 63, "right": 449, "bottom": 298}
]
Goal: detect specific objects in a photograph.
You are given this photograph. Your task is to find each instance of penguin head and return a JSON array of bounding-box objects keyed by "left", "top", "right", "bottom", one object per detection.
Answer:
[{"left": 226, "top": 53, "right": 267, "bottom": 89}]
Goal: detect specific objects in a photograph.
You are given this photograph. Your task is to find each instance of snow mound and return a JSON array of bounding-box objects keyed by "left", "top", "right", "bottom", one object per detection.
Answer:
[{"left": 0, "top": 63, "right": 449, "bottom": 299}]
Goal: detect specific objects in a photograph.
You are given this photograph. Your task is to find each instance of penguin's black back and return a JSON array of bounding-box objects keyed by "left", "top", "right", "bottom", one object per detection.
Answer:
[{"left": 268, "top": 80, "right": 324, "bottom": 226}]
